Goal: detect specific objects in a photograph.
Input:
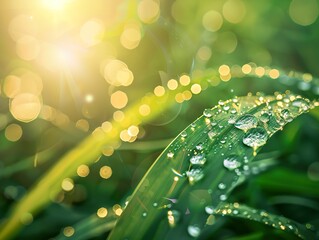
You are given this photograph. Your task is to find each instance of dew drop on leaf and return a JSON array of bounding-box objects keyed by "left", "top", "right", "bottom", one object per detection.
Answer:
[
  {"left": 203, "top": 108, "right": 213, "bottom": 117},
  {"left": 292, "top": 98, "right": 310, "bottom": 111},
  {"left": 218, "top": 183, "right": 226, "bottom": 189},
  {"left": 167, "top": 152, "right": 174, "bottom": 159},
  {"left": 205, "top": 206, "right": 214, "bottom": 214},
  {"left": 260, "top": 112, "right": 271, "bottom": 123},
  {"left": 186, "top": 168, "right": 204, "bottom": 184},
  {"left": 189, "top": 154, "right": 207, "bottom": 165},
  {"left": 223, "top": 155, "right": 241, "bottom": 170},
  {"left": 187, "top": 225, "right": 201, "bottom": 237},
  {"left": 234, "top": 114, "right": 258, "bottom": 131},
  {"left": 242, "top": 127, "right": 268, "bottom": 148}
]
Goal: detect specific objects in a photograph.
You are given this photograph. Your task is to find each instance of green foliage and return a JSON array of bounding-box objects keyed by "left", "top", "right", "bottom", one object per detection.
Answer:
[{"left": 1, "top": 0, "right": 319, "bottom": 240}]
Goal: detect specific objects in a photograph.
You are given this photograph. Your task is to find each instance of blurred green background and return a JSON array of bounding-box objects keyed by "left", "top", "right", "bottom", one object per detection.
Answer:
[{"left": 0, "top": 0, "right": 319, "bottom": 239}]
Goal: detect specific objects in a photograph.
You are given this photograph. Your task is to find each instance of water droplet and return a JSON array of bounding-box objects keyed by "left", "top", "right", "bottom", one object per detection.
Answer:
[
  {"left": 260, "top": 112, "right": 271, "bottom": 123},
  {"left": 181, "top": 131, "right": 187, "bottom": 138},
  {"left": 281, "top": 109, "right": 293, "bottom": 122},
  {"left": 223, "top": 105, "right": 230, "bottom": 111},
  {"left": 167, "top": 152, "right": 174, "bottom": 159},
  {"left": 142, "top": 212, "right": 147, "bottom": 217},
  {"left": 205, "top": 206, "right": 214, "bottom": 214},
  {"left": 219, "top": 194, "right": 227, "bottom": 201},
  {"left": 243, "top": 127, "right": 268, "bottom": 148},
  {"left": 153, "top": 202, "right": 158, "bottom": 207},
  {"left": 235, "top": 114, "right": 258, "bottom": 131},
  {"left": 186, "top": 168, "right": 204, "bottom": 184},
  {"left": 223, "top": 155, "right": 241, "bottom": 170},
  {"left": 190, "top": 154, "right": 206, "bottom": 165},
  {"left": 208, "top": 130, "right": 217, "bottom": 139},
  {"left": 292, "top": 98, "right": 310, "bottom": 111},
  {"left": 203, "top": 108, "right": 213, "bottom": 117},
  {"left": 218, "top": 100, "right": 225, "bottom": 106},
  {"left": 195, "top": 143, "right": 204, "bottom": 151},
  {"left": 228, "top": 115, "right": 236, "bottom": 124},
  {"left": 233, "top": 209, "right": 239, "bottom": 215},
  {"left": 218, "top": 183, "right": 226, "bottom": 189},
  {"left": 187, "top": 225, "right": 201, "bottom": 237}
]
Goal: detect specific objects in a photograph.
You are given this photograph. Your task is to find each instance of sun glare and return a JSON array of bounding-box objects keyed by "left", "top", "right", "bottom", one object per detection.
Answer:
[{"left": 42, "top": 0, "right": 70, "bottom": 10}]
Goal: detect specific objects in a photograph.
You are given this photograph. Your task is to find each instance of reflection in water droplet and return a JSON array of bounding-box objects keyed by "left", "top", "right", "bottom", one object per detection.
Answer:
[
  {"left": 203, "top": 108, "right": 213, "bottom": 117},
  {"left": 181, "top": 131, "right": 188, "bottom": 138},
  {"left": 190, "top": 154, "right": 207, "bottom": 165},
  {"left": 220, "top": 194, "right": 227, "bottom": 201},
  {"left": 205, "top": 206, "right": 214, "bottom": 214},
  {"left": 234, "top": 114, "right": 258, "bottom": 131},
  {"left": 223, "top": 155, "right": 241, "bottom": 170},
  {"left": 243, "top": 127, "right": 268, "bottom": 148},
  {"left": 187, "top": 225, "right": 201, "bottom": 237},
  {"left": 167, "top": 152, "right": 174, "bottom": 159},
  {"left": 292, "top": 98, "right": 310, "bottom": 111},
  {"left": 186, "top": 168, "right": 204, "bottom": 184},
  {"left": 260, "top": 112, "right": 271, "bottom": 123},
  {"left": 218, "top": 183, "right": 226, "bottom": 189},
  {"left": 208, "top": 130, "right": 217, "bottom": 140}
]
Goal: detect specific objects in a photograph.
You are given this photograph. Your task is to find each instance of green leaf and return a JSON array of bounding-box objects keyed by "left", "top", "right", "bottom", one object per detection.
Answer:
[
  {"left": 214, "top": 202, "right": 316, "bottom": 240},
  {"left": 108, "top": 93, "right": 315, "bottom": 240}
]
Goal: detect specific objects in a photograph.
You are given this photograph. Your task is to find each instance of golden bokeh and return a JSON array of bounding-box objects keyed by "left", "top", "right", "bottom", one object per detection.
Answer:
[
  {"left": 120, "top": 22, "right": 142, "bottom": 50},
  {"left": 154, "top": 86, "right": 165, "bottom": 96},
  {"left": 8, "top": 14, "right": 38, "bottom": 42},
  {"left": 97, "top": 207, "right": 108, "bottom": 218},
  {"left": 190, "top": 84, "right": 201, "bottom": 95},
  {"left": 179, "top": 75, "right": 191, "bottom": 86},
  {"left": 103, "top": 59, "right": 134, "bottom": 86},
  {"left": 77, "top": 164, "right": 90, "bottom": 177},
  {"left": 80, "top": 18, "right": 105, "bottom": 47},
  {"left": 75, "top": 119, "right": 90, "bottom": 132},
  {"left": 10, "top": 93, "right": 42, "bottom": 123},
  {"left": 110, "top": 91, "right": 128, "bottom": 109},
  {"left": 61, "top": 178, "right": 74, "bottom": 191},
  {"left": 139, "top": 104, "right": 151, "bottom": 116},
  {"left": 63, "top": 226, "right": 75, "bottom": 237},
  {"left": 99, "top": 166, "right": 112, "bottom": 179},
  {"left": 222, "top": 0, "right": 246, "bottom": 24},
  {"left": 138, "top": 0, "right": 160, "bottom": 24},
  {"left": 16, "top": 36, "right": 40, "bottom": 61},
  {"left": 5, "top": 124, "right": 23, "bottom": 142},
  {"left": 202, "top": 11, "right": 223, "bottom": 32},
  {"left": 167, "top": 79, "right": 178, "bottom": 90}
]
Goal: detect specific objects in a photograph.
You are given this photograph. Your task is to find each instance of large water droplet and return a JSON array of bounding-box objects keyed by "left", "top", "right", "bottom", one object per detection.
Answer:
[
  {"left": 205, "top": 206, "right": 214, "bottom": 214},
  {"left": 243, "top": 127, "right": 268, "bottom": 148},
  {"left": 187, "top": 225, "right": 201, "bottom": 237},
  {"left": 203, "top": 108, "right": 213, "bottom": 118},
  {"left": 167, "top": 152, "right": 174, "bottom": 159},
  {"left": 292, "top": 98, "right": 310, "bottom": 111},
  {"left": 281, "top": 109, "right": 293, "bottom": 122},
  {"left": 260, "top": 112, "right": 271, "bottom": 123},
  {"left": 189, "top": 154, "right": 206, "bottom": 165},
  {"left": 234, "top": 114, "right": 258, "bottom": 131},
  {"left": 223, "top": 155, "right": 241, "bottom": 170},
  {"left": 186, "top": 168, "right": 204, "bottom": 184},
  {"left": 218, "top": 183, "right": 226, "bottom": 189},
  {"left": 181, "top": 131, "right": 188, "bottom": 138},
  {"left": 208, "top": 130, "right": 217, "bottom": 140}
]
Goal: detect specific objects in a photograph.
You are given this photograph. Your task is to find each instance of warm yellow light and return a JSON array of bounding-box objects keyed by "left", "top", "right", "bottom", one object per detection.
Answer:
[
  {"left": 179, "top": 75, "right": 191, "bottom": 86},
  {"left": 104, "top": 59, "right": 134, "bottom": 86},
  {"left": 289, "top": 0, "right": 319, "bottom": 26},
  {"left": 100, "top": 166, "right": 112, "bottom": 179},
  {"left": 222, "top": 0, "right": 246, "bottom": 24},
  {"left": 167, "top": 79, "right": 178, "bottom": 90},
  {"left": 113, "top": 111, "right": 125, "bottom": 122},
  {"left": 128, "top": 125, "right": 139, "bottom": 137},
  {"left": 16, "top": 36, "right": 40, "bottom": 61},
  {"left": 101, "top": 121, "right": 112, "bottom": 133},
  {"left": 42, "top": 0, "right": 70, "bottom": 10},
  {"left": 10, "top": 93, "right": 42, "bottom": 123},
  {"left": 120, "top": 22, "right": 142, "bottom": 50},
  {"left": 97, "top": 207, "right": 108, "bottom": 218},
  {"left": 139, "top": 104, "right": 151, "bottom": 116},
  {"left": 8, "top": 15, "right": 38, "bottom": 42},
  {"left": 61, "top": 178, "right": 74, "bottom": 191},
  {"left": 191, "top": 84, "right": 201, "bottom": 94},
  {"left": 197, "top": 46, "right": 212, "bottom": 61},
  {"left": 242, "top": 64, "right": 252, "bottom": 74},
  {"left": 218, "top": 65, "right": 230, "bottom": 76},
  {"left": 120, "top": 130, "right": 131, "bottom": 142},
  {"left": 77, "top": 164, "right": 90, "bottom": 177},
  {"left": 63, "top": 226, "right": 75, "bottom": 237},
  {"left": 80, "top": 19, "right": 105, "bottom": 47},
  {"left": 138, "top": 0, "right": 160, "bottom": 23},
  {"left": 5, "top": 124, "right": 23, "bottom": 142},
  {"left": 175, "top": 93, "right": 184, "bottom": 103},
  {"left": 102, "top": 146, "right": 114, "bottom": 156},
  {"left": 154, "top": 86, "right": 165, "bottom": 96},
  {"left": 76, "top": 119, "right": 90, "bottom": 132},
  {"left": 110, "top": 91, "right": 128, "bottom": 109},
  {"left": 255, "top": 67, "right": 265, "bottom": 77},
  {"left": 268, "top": 69, "right": 280, "bottom": 79},
  {"left": 202, "top": 11, "right": 223, "bottom": 32}
]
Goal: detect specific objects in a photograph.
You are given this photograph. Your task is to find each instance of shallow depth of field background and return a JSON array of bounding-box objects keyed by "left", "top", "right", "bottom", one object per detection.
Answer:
[{"left": 1, "top": 0, "right": 319, "bottom": 239}]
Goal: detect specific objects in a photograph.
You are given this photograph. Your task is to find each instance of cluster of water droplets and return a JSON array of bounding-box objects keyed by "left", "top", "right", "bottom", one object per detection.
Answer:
[{"left": 214, "top": 202, "right": 313, "bottom": 239}]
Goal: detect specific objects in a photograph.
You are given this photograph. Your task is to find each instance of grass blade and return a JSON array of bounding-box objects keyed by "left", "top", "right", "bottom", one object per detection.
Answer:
[
  {"left": 108, "top": 93, "right": 315, "bottom": 240},
  {"left": 214, "top": 202, "right": 316, "bottom": 239}
]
